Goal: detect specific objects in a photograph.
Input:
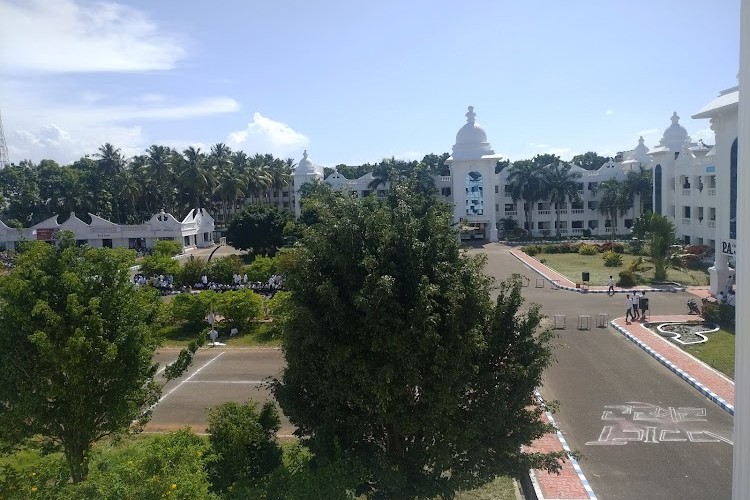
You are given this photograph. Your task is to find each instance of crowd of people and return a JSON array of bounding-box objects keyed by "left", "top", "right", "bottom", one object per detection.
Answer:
[
  {"left": 624, "top": 291, "right": 649, "bottom": 325},
  {"left": 132, "top": 272, "right": 285, "bottom": 297},
  {"left": 714, "top": 289, "right": 737, "bottom": 307}
]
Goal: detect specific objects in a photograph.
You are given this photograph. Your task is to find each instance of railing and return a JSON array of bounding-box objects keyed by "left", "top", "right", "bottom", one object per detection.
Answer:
[
  {"left": 559, "top": 229, "right": 568, "bottom": 234},
  {"left": 682, "top": 189, "right": 691, "bottom": 196},
  {"left": 708, "top": 189, "right": 716, "bottom": 196},
  {"left": 708, "top": 221, "right": 716, "bottom": 228},
  {"left": 538, "top": 210, "right": 551, "bottom": 215},
  {"left": 558, "top": 210, "right": 568, "bottom": 215},
  {"left": 440, "top": 176, "right": 452, "bottom": 182},
  {"left": 571, "top": 228, "right": 584, "bottom": 234},
  {"left": 505, "top": 211, "right": 518, "bottom": 217},
  {"left": 682, "top": 218, "right": 691, "bottom": 225},
  {"left": 572, "top": 209, "right": 585, "bottom": 214}
]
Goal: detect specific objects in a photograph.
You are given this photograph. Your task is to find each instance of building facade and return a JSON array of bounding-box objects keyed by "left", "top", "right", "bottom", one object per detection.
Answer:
[{"left": 0, "top": 208, "right": 215, "bottom": 252}]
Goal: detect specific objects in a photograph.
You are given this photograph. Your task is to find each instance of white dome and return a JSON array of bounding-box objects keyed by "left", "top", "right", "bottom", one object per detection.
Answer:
[
  {"left": 452, "top": 106, "right": 494, "bottom": 160},
  {"left": 659, "top": 112, "right": 690, "bottom": 151},
  {"left": 632, "top": 136, "right": 650, "bottom": 163},
  {"left": 295, "top": 150, "right": 318, "bottom": 176}
]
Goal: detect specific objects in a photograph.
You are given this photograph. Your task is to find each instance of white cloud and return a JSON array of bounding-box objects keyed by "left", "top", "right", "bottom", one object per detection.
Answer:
[
  {"left": 0, "top": 0, "right": 185, "bottom": 74},
  {"left": 693, "top": 128, "right": 715, "bottom": 144},
  {"left": 227, "top": 113, "right": 310, "bottom": 157},
  {"left": 605, "top": 109, "right": 614, "bottom": 116}
]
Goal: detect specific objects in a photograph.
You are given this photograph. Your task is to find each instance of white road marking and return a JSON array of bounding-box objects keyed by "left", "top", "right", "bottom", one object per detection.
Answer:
[
  {"left": 155, "top": 351, "right": 226, "bottom": 406},
  {"left": 184, "top": 380, "right": 264, "bottom": 384}
]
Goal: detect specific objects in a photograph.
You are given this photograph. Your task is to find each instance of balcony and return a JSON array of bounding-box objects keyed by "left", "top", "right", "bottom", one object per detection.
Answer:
[
  {"left": 558, "top": 210, "right": 568, "bottom": 215},
  {"left": 571, "top": 228, "right": 584, "bottom": 234},
  {"left": 708, "top": 221, "right": 716, "bottom": 228},
  {"left": 682, "top": 218, "right": 691, "bottom": 225},
  {"left": 682, "top": 189, "right": 691, "bottom": 196},
  {"left": 572, "top": 209, "right": 585, "bottom": 214},
  {"left": 538, "top": 210, "right": 551, "bottom": 215},
  {"left": 505, "top": 211, "right": 518, "bottom": 217},
  {"left": 708, "top": 189, "right": 716, "bottom": 196}
]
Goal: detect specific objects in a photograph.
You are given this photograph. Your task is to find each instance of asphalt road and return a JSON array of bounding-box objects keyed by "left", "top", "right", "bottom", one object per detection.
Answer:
[
  {"left": 148, "top": 242, "right": 733, "bottom": 499},
  {"left": 471, "top": 244, "right": 733, "bottom": 500}
]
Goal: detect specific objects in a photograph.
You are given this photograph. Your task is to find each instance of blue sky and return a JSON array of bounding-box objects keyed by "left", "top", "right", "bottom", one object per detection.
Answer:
[{"left": 0, "top": 0, "right": 740, "bottom": 167}]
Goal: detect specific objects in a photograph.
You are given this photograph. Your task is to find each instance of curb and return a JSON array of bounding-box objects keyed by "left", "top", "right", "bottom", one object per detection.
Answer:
[
  {"left": 525, "top": 391, "right": 598, "bottom": 500},
  {"left": 609, "top": 320, "right": 734, "bottom": 416},
  {"left": 509, "top": 250, "right": 687, "bottom": 294}
]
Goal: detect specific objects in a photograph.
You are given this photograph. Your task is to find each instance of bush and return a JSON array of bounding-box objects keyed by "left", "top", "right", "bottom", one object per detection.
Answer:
[
  {"left": 626, "top": 256, "right": 644, "bottom": 273},
  {"left": 578, "top": 243, "right": 598, "bottom": 255},
  {"left": 206, "top": 401, "right": 283, "bottom": 494},
  {"left": 521, "top": 245, "right": 543, "bottom": 256},
  {"left": 246, "top": 255, "right": 277, "bottom": 282},
  {"left": 702, "top": 302, "right": 735, "bottom": 328},
  {"left": 207, "top": 255, "right": 245, "bottom": 284},
  {"left": 178, "top": 255, "right": 209, "bottom": 287},
  {"left": 582, "top": 229, "right": 592, "bottom": 237},
  {"left": 617, "top": 270, "right": 636, "bottom": 287},
  {"left": 627, "top": 239, "right": 644, "bottom": 255},
  {"left": 170, "top": 292, "right": 215, "bottom": 329},
  {"left": 599, "top": 242, "right": 625, "bottom": 253},
  {"left": 215, "top": 289, "right": 264, "bottom": 330},
  {"left": 140, "top": 254, "right": 180, "bottom": 277},
  {"left": 152, "top": 240, "right": 183, "bottom": 257},
  {"left": 603, "top": 250, "right": 623, "bottom": 267}
]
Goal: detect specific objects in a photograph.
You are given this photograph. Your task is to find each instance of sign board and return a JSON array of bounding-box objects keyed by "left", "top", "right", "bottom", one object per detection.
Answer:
[
  {"left": 721, "top": 240, "right": 737, "bottom": 256},
  {"left": 35, "top": 228, "right": 56, "bottom": 241},
  {"left": 705, "top": 165, "right": 716, "bottom": 173}
]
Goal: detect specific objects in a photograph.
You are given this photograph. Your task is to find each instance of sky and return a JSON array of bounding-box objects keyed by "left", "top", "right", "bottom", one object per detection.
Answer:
[{"left": 0, "top": 0, "right": 741, "bottom": 168}]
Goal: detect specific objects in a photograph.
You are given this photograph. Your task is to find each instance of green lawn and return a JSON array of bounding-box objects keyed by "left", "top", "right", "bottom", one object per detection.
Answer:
[
  {"left": 534, "top": 252, "right": 709, "bottom": 287},
  {"left": 454, "top": 476, "right": 519, "bottom": 499},
  {"left": 682, "top": 328, "right": 735, "bottom": 379},
  {"left": 158, "top": 321, "right": 281, "bottom": 348}
]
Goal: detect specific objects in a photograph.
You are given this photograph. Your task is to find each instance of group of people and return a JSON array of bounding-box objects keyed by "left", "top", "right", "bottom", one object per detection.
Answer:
[
  {"left": 133, "top": 273, "right": 177, "bottom": 295},
  {"left": 715, "top": 289, "right": 737, "bottom": 307},
  {"left": 625, "top": 291, "right": 648, "bottom": 325},
  {"left": 191, "top": 273, "right": 285, "bottom": 297}
]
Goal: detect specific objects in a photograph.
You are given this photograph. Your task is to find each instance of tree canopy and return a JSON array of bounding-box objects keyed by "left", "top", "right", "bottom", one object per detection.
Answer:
[
  {"left": 272, "top": 179, "right": 565, "bottom": 498},
  {"left": 0, "top": 234, "right": 162, "bottom": 482},
  {"left": 225, "top": 204, "right": 291, "bottom": 256},
  {"left": 572, "top": 151, "right": 610, "bottom": 170}
]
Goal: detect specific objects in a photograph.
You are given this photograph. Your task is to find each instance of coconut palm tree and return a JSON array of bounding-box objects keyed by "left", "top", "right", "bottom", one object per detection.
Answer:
[
  {"left": 544, "top": 162, "right": 582, "bottom": 237},
  {"left": 506, "top": 160, "right": 545, "bottom": 235},
  {"left": 594, "top": 179, "right": 632, "bottom": 239},
  {"left": 145, "top": 145, "right": 175, "bottom": 212},
  {"left": 246, "top": 155, "right": 273, "bottom": 203},
  {"left": 632, "top": 212, "right": 675, "bottom": 280},
  {"left": 177, "top": 146, "right": 215, "bottom": 210},
  {"left": 625, "top": 164, "right": 653, "bottom": 218}
]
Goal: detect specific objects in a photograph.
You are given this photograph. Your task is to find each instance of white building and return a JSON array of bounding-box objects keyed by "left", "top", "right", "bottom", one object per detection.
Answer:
[{"left": 0, "top": 208, "right": 215, "bottom": 252}]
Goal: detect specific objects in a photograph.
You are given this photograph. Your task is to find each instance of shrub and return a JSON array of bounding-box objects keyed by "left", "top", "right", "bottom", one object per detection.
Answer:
[
  {"left": 140, "top": 254, "right": 180, "bottom": 277},
  {"left": 627, "top": 239, "right": 644, "bottom": 255},
  {"left": 603, "top": 250, "right": 623, "bottom": 267},
  {"left": 246, "top": 255, "right": 277, "bottom": 282},
  {"left": 578, "top": 243, "right": 598, "bottom": 255},
  {"left": 208, "top": 255, "right": 245, "bottom": 284},
  {"left": 617, "top": 270, "right": 636, "bottom": 287},
  {"left": 539, "top": 258, "right": 547, "bottom": 264},
  {"left": 152, "top": 240, "right": 183, "bottom": 257},
  {"left": 626, "top": 256, "right": 644, "bottom": 273},
  {"left": 170, "top": 292, "right": 215, "bottom": 329},
  {"left": 599, "top": 242, "right": 625, "bottom": 253},
  {"left": 582, "top": 229, "right": 592, "bottom": 237},
  {"left": 215, "top": 289, "right": 264, "bottom": 330},
  {"left": 178, "top": 255, "right": 209, "bottom": 286},
  {"left": 206, "top": 401, "right": 283, "bottom": 493},
  {"left": 702, "top": 302, "right": 735, "bottom": 328},
  {"left": 521, "top": 245, "right": 543, "bottom": 256}
]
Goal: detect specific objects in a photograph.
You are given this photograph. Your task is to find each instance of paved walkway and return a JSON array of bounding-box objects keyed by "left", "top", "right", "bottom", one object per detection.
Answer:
[{"left": 516, "top": 249, "right": 733, "bottom": 500}]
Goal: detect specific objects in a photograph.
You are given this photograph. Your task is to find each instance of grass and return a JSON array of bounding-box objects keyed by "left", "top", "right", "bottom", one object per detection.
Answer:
[
  {"left": 534, "top": 252, "right": 709, "bottom": 287},
  {"left": 454, "top": 476, "right": 519, "bottom": 499},
  {"left": 157, "top": 321, "right": 281, "bottom": 348},
  {"left": 682, "top": 328, "right": 735, "bottom": 379}
]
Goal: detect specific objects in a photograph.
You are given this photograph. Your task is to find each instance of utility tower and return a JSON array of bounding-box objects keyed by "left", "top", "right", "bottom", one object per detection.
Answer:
[{"left": 0, "top": 110, "right": 9, "bottom": 169}]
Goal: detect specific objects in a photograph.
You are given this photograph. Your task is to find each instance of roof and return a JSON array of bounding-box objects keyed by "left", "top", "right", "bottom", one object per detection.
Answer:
[{"left": 692, "top": 87, "right": 739, "bottom": 119}]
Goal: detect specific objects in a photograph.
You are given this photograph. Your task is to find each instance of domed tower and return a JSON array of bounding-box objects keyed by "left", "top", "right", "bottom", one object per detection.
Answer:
[
  {"left": 659, "top": 112, "right": 690, "bottom": 152},
  {"left": 293, "top": 150, "right": 322, "bottom": 219},
  {"left": 650, "top": 112, "right": 692, "bottom": 219},
  {"left": 446, "top": 106, "right": 502, "bottom": 242},
  {"left": 632, "top": 136, "right": 650, "bottom": 165}
]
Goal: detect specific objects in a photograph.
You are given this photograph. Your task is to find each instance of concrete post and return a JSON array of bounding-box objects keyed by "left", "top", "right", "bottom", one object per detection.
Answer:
[{"left": 732, "top": 1, "right": 750, "bottom": 498}]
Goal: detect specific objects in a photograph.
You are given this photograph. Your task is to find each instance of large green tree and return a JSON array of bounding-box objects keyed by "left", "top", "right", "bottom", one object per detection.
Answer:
[
  {"left": 225, "top": 204, "right": 291, "bottom": 255},
  {"left": 0, "top": 234, "right": 162, "bottom": 483},
  {"left": 625, "top": 165, "right": 653, "bottom": 218},
  {"left": 572, "top": 151, "right": 610, "bottom": 170},
  {"left": 272, "top": 180, "right": 565, "bottom": 498},
  {"left": 594, "top": 179, "right": 632, "bottom": 239}
]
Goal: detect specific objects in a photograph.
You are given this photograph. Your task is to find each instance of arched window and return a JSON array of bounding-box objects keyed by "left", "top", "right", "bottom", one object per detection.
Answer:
[
  {"left": 654, "top": 165, "right": 662, "bottom": 215},
  {"left": 730, "top": 139, "right": 737, "bottom": 239},
  {"left": 465, "top": 171, "right": 484, "bottom": 216}
]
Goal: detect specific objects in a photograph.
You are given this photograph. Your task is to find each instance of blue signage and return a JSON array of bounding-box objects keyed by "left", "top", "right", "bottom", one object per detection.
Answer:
[{"left": 706, "top": 166, "right": 716, "bottom": 173}]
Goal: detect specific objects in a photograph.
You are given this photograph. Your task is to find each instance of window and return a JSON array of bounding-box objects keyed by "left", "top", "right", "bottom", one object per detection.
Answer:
[
  {"left": 505, "top": 203, "right": 514, "bottom": 211},
  {"left": 683, "top": 206, "right": 691, "bottom": 218},
  {"left": 684, "top": 235, "right": 691, "bottom": 244},
  {"left": 698, "top": 238, "right": 704, "bottom": 245},
  {"left": 624, "top": 219, "right": 633, "bottom": 228},
  {"left": 282, "top": 191, "right": 289, "bottom": 197},
  {"left": 604, "top": 219, "right": 612, "bottom": 228},
  {"left": 588, "top": 201, "right": 599, "bottom": 210},
  {"left": 495, "top": 204, "right": 500, "bottom": 212},
  {"left": 465, "top": 172, "right": 484, "bottom": 216},
  {"left": 588, "top": 220, "right": 599, "bottom": 229},
  {"left": 588, "top": 182, "right": 597, "bottom": 191},
  {"left": 572, "top": 220, "right": 584, "bottom": 229},
  {"left": 361, "top": 190, "right": 371, "bottom": 197},
  {"left": 441, "top": 187, "right": 452, "bottom": 196},
  {"left": 495, "top": 185, "right": 499, "bottom": 193}
]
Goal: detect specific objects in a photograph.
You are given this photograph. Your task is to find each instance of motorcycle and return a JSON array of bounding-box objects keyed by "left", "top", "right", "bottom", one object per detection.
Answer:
[{"left": 687, "top": 299, "right": 701, "bottom": 315}]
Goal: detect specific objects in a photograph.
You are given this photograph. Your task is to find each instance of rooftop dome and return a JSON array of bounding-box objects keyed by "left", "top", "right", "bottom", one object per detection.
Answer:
[
  {"left": 452, "top": 106, "right": 494, "bottom": 160},
  {"left": 659, "top": 112, "right": 690, "bottom": 151},
  {"left": 295, "top": 150, "right": 318, "bottom": 176},
  {"left": 632, "top": 136, "right": 650, "bottom": 163}
]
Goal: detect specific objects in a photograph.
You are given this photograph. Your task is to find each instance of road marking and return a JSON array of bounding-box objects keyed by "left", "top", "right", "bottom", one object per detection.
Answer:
[
  {"left": 155, "top": 351, "right": 226, "bottom": 406},
  {"left": 184, "top": 380, "right": 264, "bottom": 384}
]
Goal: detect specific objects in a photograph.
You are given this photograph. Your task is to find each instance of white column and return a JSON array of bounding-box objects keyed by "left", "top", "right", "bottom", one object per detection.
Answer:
[{"left": 733, "top": 1, "right": 750, "bottom": 498}]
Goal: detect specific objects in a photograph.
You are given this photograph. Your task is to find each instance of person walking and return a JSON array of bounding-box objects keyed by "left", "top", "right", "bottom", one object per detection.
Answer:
[
  {"left": 632, "top": 291, "right": 640, "bottom": 320},
  {"left": 625, "top": 294, "right": 634, "bottom": 324},
  {"left": 638, "top": 291, "right": 648, "bottom": 322},
  {"left": 608, "top": 275, "right": 615, "bottom": 296}
]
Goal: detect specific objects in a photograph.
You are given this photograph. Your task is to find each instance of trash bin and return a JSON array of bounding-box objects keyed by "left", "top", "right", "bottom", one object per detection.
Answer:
[{"left": 582, "top": 272, "right": 590, "bottom": 282}]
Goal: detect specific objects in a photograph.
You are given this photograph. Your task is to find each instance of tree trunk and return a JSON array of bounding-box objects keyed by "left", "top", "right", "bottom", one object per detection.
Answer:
[{"left": 64, "top": 440, "right": 90, "bottom": 483}]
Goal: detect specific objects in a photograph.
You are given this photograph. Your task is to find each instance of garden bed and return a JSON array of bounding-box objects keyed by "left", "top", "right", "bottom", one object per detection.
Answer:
[{"left": 646, "top": 322, "right": 735, "bottom": 379}]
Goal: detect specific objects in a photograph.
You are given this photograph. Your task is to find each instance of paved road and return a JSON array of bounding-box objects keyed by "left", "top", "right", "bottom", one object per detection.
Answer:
[
  {"left": 471, "top": 244, "right": 732, "bottom": 500},
  {"left": 148, "top": 243, "right": 732, "bottom": 499}
]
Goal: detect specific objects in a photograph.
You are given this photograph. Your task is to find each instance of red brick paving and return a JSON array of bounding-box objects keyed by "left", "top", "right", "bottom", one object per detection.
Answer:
[{"left": 526, "top": 411, "right": 591, "bottom": 499}]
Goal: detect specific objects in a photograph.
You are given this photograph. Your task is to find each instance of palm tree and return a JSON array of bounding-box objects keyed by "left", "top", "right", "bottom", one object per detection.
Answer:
[
  {"left": 625, "top": 165, "right": 653, "bottom": 218},
  {"left": 594, "top": 179, "right": 632, "bottom": 239},
  {"left": 632, "top": 212, "right": 675, "bottom": 280},
  {"left": 544, "top": 162, "right": 582, "bottom": 237},
  {"left": 246, "top": 155, "right": 273, "bottom": 203},
  {"left": 145, "top": 145, "right": 175, "bottom": 212},
  {"left": 95, "top": 143, "right": 126, "bottom": 221},
  {"left": 506, "top": 160, "right": 545, "bottom": 236},
  {"left": 177, "top": 146, "right": 215, "bottom": 210}
]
